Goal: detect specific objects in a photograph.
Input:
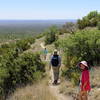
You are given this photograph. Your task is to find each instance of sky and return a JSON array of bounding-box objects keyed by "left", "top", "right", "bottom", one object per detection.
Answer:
[{"left": 0, "top": 0, "right": 100, "bottom": 20}]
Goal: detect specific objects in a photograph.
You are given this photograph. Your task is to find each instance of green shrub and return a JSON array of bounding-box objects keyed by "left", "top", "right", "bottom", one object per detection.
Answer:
[
  {"left": 16, "top": 37, "right": 35, "bottom": 52},
  {"left": 0, "top": 67, "right": 9, "bottom": 97},
  {"left": 56, "top": 29, "right": 100, "bottom": 66},
  {"left": 0, "top": 37, "right": 35, "bottom": 55},
  {"left": 77, "top": 18, "right": 90, "bottom": 29},
  {"left": 16, "top": 52, "right": 45, "bottom": 84},
  {"left": 0, "top": 38, "right": 44, "bottom": 99},
  {"left": 16, "top": 40, "right": 30, "bottom": 52},
  {"left": 45, "top": 26, "right": 58, "bottom": 45},
  {"left": 25, "top": 37, "right": 35, "bottom": 44},
  {"left": 60, "top": 22, "right": 77, "bottom": 34},
  {"left": 0, "top": 51, "right": 45, "bottom": 99},
  {"left": 77, "top": 11, "right": 100, "bottom": 29},
  {"left": 55, "top": 29, "right": 100, "bottom": 85},
  {"left": 35, "top": 33, "right": 45, "bottom": 39},
  {"left": 0, "top": 43, "right": 16, "bottom": 55},
  {"left": 98, "top": 22, "right": 100, "bottom": 30}
]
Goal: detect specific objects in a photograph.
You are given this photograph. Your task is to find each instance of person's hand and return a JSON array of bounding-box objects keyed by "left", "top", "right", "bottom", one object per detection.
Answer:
[{"left": 83, "top": 87, "right": 85, "bottom": 91}]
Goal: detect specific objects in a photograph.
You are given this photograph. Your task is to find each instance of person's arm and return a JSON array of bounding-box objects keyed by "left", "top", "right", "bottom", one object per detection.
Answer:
[
  {"left": 82, "top": 81, "right": 88, "bottom": 91},
  {"left": 58, "top": 56, "right": 61, "bottom": 67},
  {"left": 49, "top": 56, "right": 52, "bottom": 70}
]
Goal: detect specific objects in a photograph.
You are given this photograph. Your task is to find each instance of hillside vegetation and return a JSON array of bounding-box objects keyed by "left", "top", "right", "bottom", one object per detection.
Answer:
[
  {"left": 77, "top": 11, "right": 100, "bottom": 29},
  {"left": 0, "top": 11, "right": 100, "bottom": 100},
  {"left": 0, "top": 37, "right": 45, "bottom": 100}
]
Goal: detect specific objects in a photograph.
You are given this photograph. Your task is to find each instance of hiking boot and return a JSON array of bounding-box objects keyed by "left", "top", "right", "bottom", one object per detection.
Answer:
[
  {"left": 54, "top": 80, "right": 57, "bottom": 85},
  {"left": 52, "top": 82, "right": 56, "bottom": 85}
]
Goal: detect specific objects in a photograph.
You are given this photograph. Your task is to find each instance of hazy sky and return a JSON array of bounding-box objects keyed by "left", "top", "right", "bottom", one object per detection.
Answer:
[{"left": 0, "top": 0, "right": 100, "bottom": 20}]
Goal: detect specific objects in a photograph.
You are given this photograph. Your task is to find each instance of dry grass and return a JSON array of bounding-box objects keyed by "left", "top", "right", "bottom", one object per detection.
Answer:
[
  {"left": 89, "top": 88, "right": 100, "bottom": 100},
  {"left": 90, "top": 67, "right": 100, "bottom": 88},
  {"left": 59, "top": 80, "right": 76, "bottom": 96},
  {"left": 89, "top": 67, "right": 100, "bottom": 100},
  {"left": 7, "top": 82, "right": 57, "bottom": 100}
]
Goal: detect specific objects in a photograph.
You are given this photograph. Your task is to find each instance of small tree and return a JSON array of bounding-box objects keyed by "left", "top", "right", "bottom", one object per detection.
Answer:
[
  {"left": 87, "top": 11, "right": 98, "bottom": 19},
  {"left": 45, "top": 26, "right": 58, "bottom": 45},
  {"left": 77, "top": 11, "right": 100, "bottom": 29},
  {"left": 61, "top": 22, "right": 77, "bottom": 34}
]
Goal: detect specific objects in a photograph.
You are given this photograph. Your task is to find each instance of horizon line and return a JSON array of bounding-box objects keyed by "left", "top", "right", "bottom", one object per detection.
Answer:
[{"left": 0, "top": 19, "right": 78, "bottom": 20}]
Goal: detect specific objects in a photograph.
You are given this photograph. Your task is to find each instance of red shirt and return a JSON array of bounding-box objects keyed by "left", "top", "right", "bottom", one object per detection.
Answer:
[{"left": 80, "top": 69, "right": 91, "bottom": 91}]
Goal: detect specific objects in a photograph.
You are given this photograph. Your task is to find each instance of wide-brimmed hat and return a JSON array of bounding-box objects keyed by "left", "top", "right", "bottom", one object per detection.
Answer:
[
  {"left": 53, "top": 49, "right": 58, "bottom": 54},
  {"left": 79, "top": 61, "right": 88, "bottom": 67}
]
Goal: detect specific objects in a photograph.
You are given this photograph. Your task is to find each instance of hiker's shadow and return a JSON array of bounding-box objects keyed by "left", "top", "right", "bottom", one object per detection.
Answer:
[{"left": 52, "top": 82, "right": 61, "bottom": 86}]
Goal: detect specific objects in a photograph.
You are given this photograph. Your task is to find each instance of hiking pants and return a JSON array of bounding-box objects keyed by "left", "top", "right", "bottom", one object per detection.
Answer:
[{"left": 52, "top": 66, "right": 60, "bottom": 81}]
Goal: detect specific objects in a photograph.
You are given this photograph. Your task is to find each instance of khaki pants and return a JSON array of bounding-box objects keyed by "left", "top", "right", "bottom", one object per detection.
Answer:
[{"left": 52, "top": 66, "right": 60, "bottom": 81}]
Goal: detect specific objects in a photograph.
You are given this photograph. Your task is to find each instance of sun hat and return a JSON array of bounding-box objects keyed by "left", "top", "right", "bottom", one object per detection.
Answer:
[
  {"left": 80, "top": 61, "right": 88, "bottom": 67},
  {"left": 53, "top": 49, "right": 58, "bottom": 54},
  {"left": 54, "top": 49, "right": 57, "bottom": 53}
]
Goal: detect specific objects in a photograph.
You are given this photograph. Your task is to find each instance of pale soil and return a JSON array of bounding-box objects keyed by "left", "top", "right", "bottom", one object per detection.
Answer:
[{"left": 49, "top": 84, "right": 73, "bottom": 100}]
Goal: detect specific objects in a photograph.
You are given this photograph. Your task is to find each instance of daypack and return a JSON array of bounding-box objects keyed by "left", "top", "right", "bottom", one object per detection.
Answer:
[{"left": 51, "top": 55, "right": 59, "bottom": 67}]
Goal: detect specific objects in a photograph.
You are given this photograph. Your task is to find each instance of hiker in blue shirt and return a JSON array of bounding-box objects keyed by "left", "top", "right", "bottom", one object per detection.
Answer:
[
  {"left": 49, "top": 49, "right": 61, "bottom": 85},
  {"left": 43, "top": 48, "right": 48, "bottom": 60}
]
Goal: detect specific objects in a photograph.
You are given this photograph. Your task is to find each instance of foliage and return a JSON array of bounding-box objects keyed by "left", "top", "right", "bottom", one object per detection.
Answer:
[
  {"left": 35, "top": 32, "right": 45, "bottom": 39},
  {"left": 0, "top": 38, "right": 45, "bottom": 99},
  {"left": 55, "top": 29, "right": 100, "bottom": 85},
  {"left": 16, "top": 38, "right": 35, "bottom": 52},
  {"left": 60, "top": 22, "right": 77, "bottom": 34},
  {"left": 45, "top": 26, "right": 58, "bottom": 45},
  {"left": 77, "top": 11, "right": 100, "bottom": 29},
  {"left": 97, "top": 22, "right": 100, "bottom": 30},
  {"left": 0, "top": 32, "right": 36, "bottom": 43},
  {"left": 0, "top": 37, "right": 35, "bottom": 55},
  {"left": 77, "top": 18, "right": 89, "bottom": 29}
]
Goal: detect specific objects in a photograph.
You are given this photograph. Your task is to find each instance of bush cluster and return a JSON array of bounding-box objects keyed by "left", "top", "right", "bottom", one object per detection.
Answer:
[
  {"left": 59, "top": 22, "right": 77, "bottom": 34},
  {"left": 77, "top": 11, "right": 100, "bottom": 29},
  {"left": 45, "top": 26, "right": 58, "bottom": 45},
  {"left": 16, "top": 37, "right": 35, "bottom": 52},
  {"left": 0, "top": 37, "right": 45, "bottom": 99},
  {"left": 55, "top": 29, "right": 100, "bottom": 85}
]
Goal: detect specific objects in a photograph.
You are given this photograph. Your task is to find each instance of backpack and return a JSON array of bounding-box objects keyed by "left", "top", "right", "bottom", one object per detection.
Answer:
[{"left": 51, "top": 55, "right": 59, "bottom": 67}]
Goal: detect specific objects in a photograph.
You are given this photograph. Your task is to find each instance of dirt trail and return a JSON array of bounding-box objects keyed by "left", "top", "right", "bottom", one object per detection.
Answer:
[
  {"left": 31, "top": 41, "right": 73, "bottom": 100},
  {"left": 48, "top": 67, "right": 73, "bottom": 100},
  {"left": 40, "top": 42, "right": 73, "bottom": 100},
  {"left": 49, "top": 84, "right": 73, "bottom": 100},
  {"left": 46, "top": 52, "right": 73, "bottom": 100}
]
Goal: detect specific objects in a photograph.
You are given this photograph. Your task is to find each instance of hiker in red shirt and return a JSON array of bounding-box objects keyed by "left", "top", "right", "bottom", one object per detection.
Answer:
[{"left": 79, "top": 61, "right": 91, "bottom": 100}]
